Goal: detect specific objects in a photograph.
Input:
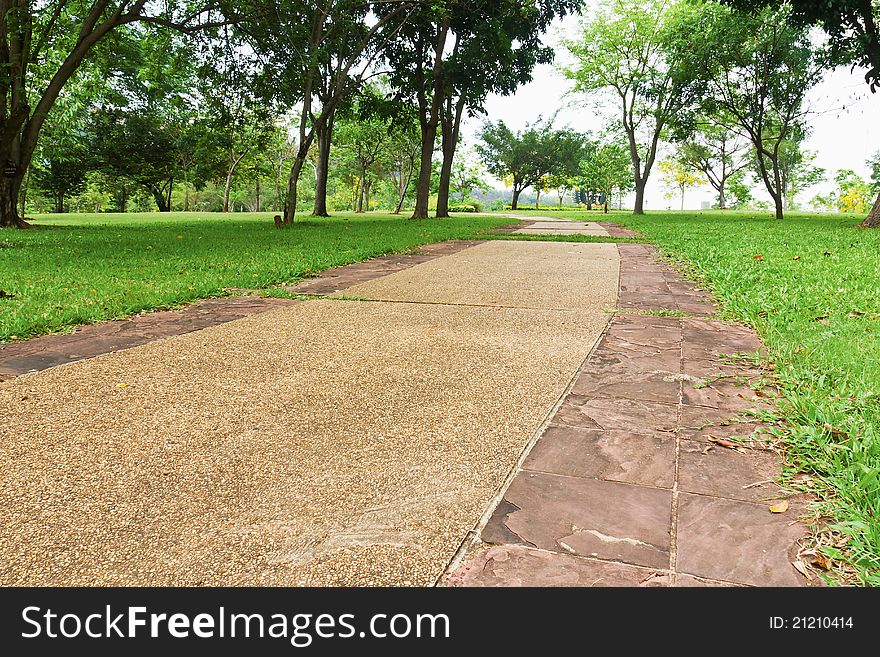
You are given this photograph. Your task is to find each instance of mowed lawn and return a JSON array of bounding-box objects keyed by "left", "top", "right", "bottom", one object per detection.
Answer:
[
  {"left": 0, "top": 211, "right": 510, "bottom": 342},
  {"left": 554, "top": 209, "right": 880, "bottom": 584}
]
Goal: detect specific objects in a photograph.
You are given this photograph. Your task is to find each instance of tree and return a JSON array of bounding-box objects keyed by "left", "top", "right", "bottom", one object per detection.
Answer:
[
  {"left": 333, "top": 103, "right": 390, "bottom": 213},
  {"left": 578, "top": 142, "right": 633, "bottom": 213},
  {"left": 564, "top": 0, "right": 697, "bottom": 214},
  {"left": 449, "top": 147, "right": 489, "bottom": 204},
  {"left": 725, "top": 0, "right": 880, "bottom": 225},
  {"left": 868, "top": 151, "right": 880, "bottom": 194},
  {"left": 0, "top": 1, "right": 235, "bottom": 228},
  {"left": 835, "top": 169, "right": 873, "bottom": 213},
  {"left": 676, "top": 120, "right": 750, "bottom": 209},
  {"left": 30, "top": 128, "right": 88, "bottom": 213},
  {"left": 672, "top": 2, "right": 821, "bottom": 220},
  {"left": 385, "top": 110, "right": 420, "bottom": 214},
  {"left": 659, "top": 158, "right": 703, "bottom": 210},
  {"left": 244, "top": 1, "right": 413, "bottom": 225},
  {"left": 90, "top": 110, "right": 179, "bottom": 212},
  {"left": 776, "top": 137, "right": 825, "bottom": 210},
  {"left": 477, "top": 117, "right": 578, "bottom": 210}
]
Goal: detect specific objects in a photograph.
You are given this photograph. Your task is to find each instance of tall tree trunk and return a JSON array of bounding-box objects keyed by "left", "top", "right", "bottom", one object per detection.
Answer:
[
  {"left": 284, "top": 153, "right": 309, "bottom": 224},
  {"left": 357, "top": 168, "right": 366, "bottom": 213},
  {"left": 364, "top": 179, "right": 372, "bottom": 212},
  {"left": 151, "top": 186, "right": 170, "bottom": 213},
  {"left": 718, "top": 187, "right": 726, "bottom": 210},
  {"left": 412, "top": 120, "right": 438, "bottom": 219},
  {"left": 436, "top": 95, "right": 466, "bottom": 219},
  {"left": 773, "top": 194, "right": 784, "bottom": 221},
  {"left": 511, "top": 187, "right": 521, "bottom": 210},
  {"left": 223, "top": 162, "right": 235, "bottom": 213},
  {"left": 312, "top": 116, "right": 334, "bottom": 217},
  {"left": 633, "top": 179, "right": 647, "bottom": 214},
  {"left": 411, "top": 21, "right": 450, "bottom": 220},
  {"left": 861, "top": 192, "right": 880, "bottom": 227},
  {"left": 536, "top": 188, "right": 541, "bottom": 210},
  {"left": 0, "top": 174, "right": 27, "bottom": 228},
  {"left": 255, "top": 178, "right": 261, "bottom": 212},
  {"left": 680, "top": 190, "right": 685, "bottom": 211},
  {"left": 184, "top": 173, "right": 190, "bottom": 212},
  {"left": 394, "top": 171, "right": 409, "bottom": 214},
  {"left": 55, "top": 194, "right": 64, "bottom": 214}
]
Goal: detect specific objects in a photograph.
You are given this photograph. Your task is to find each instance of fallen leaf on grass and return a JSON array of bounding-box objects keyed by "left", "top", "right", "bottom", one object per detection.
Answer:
[
  {"left": 769, "top": 500, "right": 789, "bottom": 514},
  {"left": 792, "top": 255, "right": 801, "bottom": 261},
  {"left": 792, "top": 560, "right": 813, "bottom": 580},
  {"left": 753, "top": 254, "right": 764, "bottom": 261},
  {"left": 811, "top": 554, "right": 833, "bottom": 571}
]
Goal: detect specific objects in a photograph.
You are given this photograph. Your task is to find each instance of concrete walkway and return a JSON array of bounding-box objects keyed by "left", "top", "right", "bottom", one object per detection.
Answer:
[
  {"left": 0, "top": 239, "right": 618, "bottom": 586},
  {"left": 506, "top": 214, "right": 612, "bottom": 237}
]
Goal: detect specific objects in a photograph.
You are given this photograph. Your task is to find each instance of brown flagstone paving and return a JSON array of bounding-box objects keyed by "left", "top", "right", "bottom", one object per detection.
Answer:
[{"left": 445, "top": 224, "right": 819, "bottom": 588}]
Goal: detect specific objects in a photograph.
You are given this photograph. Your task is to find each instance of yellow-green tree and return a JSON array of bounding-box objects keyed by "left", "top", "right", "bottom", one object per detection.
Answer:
[{"left": 659, "top": 159, "right": 703, "bottom": 210}]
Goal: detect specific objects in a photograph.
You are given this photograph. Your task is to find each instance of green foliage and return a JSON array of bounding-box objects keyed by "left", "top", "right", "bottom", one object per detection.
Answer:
[
  {"left": 564, "top": 0, "right": 699, "bottom": 209},
  {"left": 670, "top": 2, "right": 821, "bottom": 219},
  {"left": 722, "top": 0, "right": 880, "bottom": 91},
  {"left": 577, "top": 142, "right": 632, "bottom": 210},
  {"left": 477, "top": 117, "right": 585, "bottom": 208}
]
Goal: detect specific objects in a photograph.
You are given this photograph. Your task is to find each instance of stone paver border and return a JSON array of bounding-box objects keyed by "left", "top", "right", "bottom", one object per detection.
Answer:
[{"left": 445, "top": 235, "right": 820, "bottom": 587}]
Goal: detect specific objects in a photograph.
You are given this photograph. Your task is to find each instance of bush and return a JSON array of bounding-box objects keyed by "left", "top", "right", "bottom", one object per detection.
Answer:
[{"left": 449, "top": 204, "right": 476, "bottom": 213}]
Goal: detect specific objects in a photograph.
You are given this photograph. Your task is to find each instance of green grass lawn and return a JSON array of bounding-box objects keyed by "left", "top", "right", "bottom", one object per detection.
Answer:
[
  {"left": 551, "top": 209, "right": 880, "bottom": 585},
  {"left": 0, "top": 211, "right": 510, "bottom": 342}
]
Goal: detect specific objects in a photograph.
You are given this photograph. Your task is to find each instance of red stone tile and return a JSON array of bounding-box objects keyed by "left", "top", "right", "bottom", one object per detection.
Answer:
[
  {"left": 572, "top": 370, "right": 681, "bottom": 404},
  {"left": 678, "top": 441, "right": 785, "bottom": 503},
  {"left": 679, "top": 403, "right": 745, "bottom": 429},
  {"left": 676, "top": 493, "right": 813, "bottom": 586},
  {"left": 493, "top": 472, "right": 672, "bottom": 569},
  {"left": 553, "top": 395, "right": 679, "bottom": 433},
  {"left": 681, "top": 380, "right": 763, "bottom": 409},
  {"left": 447, "top": 545, "right": 664, "bottom": 587},
  {"left": 523, "top": 426, "right": 675, "bottom": 488}
]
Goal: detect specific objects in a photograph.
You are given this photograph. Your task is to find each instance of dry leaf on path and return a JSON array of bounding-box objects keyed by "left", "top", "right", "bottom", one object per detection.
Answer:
[{"left": 769, "top": 500, "right": 789, "bottom": 514}]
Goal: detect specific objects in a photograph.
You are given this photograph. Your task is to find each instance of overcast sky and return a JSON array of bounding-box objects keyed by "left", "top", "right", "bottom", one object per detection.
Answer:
[{"left": 459, "top": 12, "right": 880, "bottom": 210}]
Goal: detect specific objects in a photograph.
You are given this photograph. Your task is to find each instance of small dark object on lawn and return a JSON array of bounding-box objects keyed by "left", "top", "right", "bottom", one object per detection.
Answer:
[
  {"left": 273, "top": 215, "right": 283, "bottom": 228},
  {"left": 0, "top": 290, "right": 14, "bottom": 299}
]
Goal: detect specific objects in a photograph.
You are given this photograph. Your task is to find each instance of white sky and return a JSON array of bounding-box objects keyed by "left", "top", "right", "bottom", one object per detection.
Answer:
[{"left": 459, "top": 12, "right": 880, "bottom": 210}]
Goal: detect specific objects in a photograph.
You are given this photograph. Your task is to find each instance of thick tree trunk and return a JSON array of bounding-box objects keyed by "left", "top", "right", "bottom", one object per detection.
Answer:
[
  {"left": 633, "top": 180, "right": 647, "bottom": 214},
  {"left": 511, "top": 187, "right": 521, "bottom": 210},
  {"left": 680, "top": 191, "right": 685, "bottom": 211},
  {"left": 412, "top": 121, "right": 438, "bottom": 219},
  {"left": 312, "top": 118, "right": 334, "bottom": 217},
  {"left": 55, "top": 195, "right": 64, "bottom": 214},
  {"left": 436, "top": 96, "right": 465, "bottom": 219},
  {"left": 0, "top": 174, "right": 27, "bottom": 227},
  {"left": 718, "top": 187, "right": 726, "bottom": 210},
  {"left": 151, "top": 187, "right": 170, "bottom": 213},
  {"left": 773, "top": 194, "right": 784, "bottom": 221},
  {"left": 860, "top": 192, "right": 880, "bottom": 227}
]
